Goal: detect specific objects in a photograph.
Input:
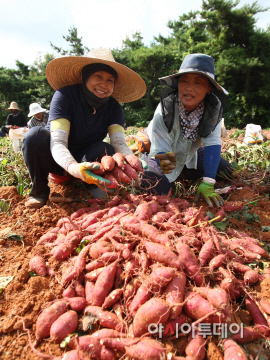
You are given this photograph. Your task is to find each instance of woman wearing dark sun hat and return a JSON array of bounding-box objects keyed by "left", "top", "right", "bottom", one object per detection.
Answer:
[
  {"left": 22, "top": 48, "right": 146, "bottom": 208},
  {"left": 142, "top": 53, "right": 232, "bottom": 207}
]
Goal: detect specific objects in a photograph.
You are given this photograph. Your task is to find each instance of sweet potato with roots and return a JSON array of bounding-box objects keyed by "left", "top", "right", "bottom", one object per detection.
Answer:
[
  {"left": 36, "top": 232, "right": 58, "bottom": 246},
  {"left": 64, "top": 297, "right": 87, "bottom": 312},
  {"left": 91, "top": 260, "right": 119, "bottom": 306},
  {"left": 112, "top": 152, "right": 125, "bottom": 170},
  {"left": 134, "top": 202, "right": 152, "bottom": 221},
  {"left": 185, "top": 333, "right": 205, "bottom": 360},
  {"left": 176, "top": 243, "right": 204, "bottom": 286},
  {"left": 164, "top": 271, "right": 186, "bottom": 319},
  {"left": 123, "top": 163, "right": 138, "bottom": 180},
  {"left": 90, "top": 329, "right": 127, "bottom": 340},
  {"left": 63, "top": 285, "right": 76, "bottom": 298},
  {"left": 85, "top": 267, "right": 105, "bottom": 282},
  {"left": 102, "top": 289, "right": 123, "bottom": 309},
  {"left": 244, "top": 269, "right": 259, "bottom": 285},
  {"left": 223, "top": 339, "right": 248, "bottom": 360},
  {"left": 132, "top": 297, "right": 170, "bottom": 337},
  {"left": 84, "top": 306, "right": 123, "bottom": 331},
  {"left": 162, "top": 313, "right": 188, "bottom": 337},
  {"left": 68, "top": 335, "right": 103, "bottom": 358},
  {"left": 90, "top": 241, "right": 114, "bottom": 260},
  {"left": 111, "top": 166, "right": 131, "bottom": 184},
  {"left": 125, "top": 154, "right": 143, "bottom": 172},
  {"left": 104, "top": 172, "right": 119, "bottom": 189},
  {"left": 183, "top": 292, "right": 230, "bottom": 324},
  {"left": 50, "top": 230, "right": 84, "bottom": 260},
  {"left": 35, "top": 300, "right": 68, "bottom": 344},
  {"left": 100, "top": 337, "right": 141, "bottom": 352},
  {"left": 198, "top": 239, "right": 215, "bottom": 266},
  {"left": 29, "top": 255, "right": 47, "bottom": 276},
  {"left": 232, "top": 326, "right": 262, "bottom": 344},
  {"left": 62, "top": 244, "right": 91, "bottom": 285},
  {"left": 128, "top": 282, "right": 151, "bottom": 316},
  {"left": 101, "top": 156, "right": 115, "bottom": 171},
  {"left": 125, "top": 338, "right": 166, "bottom": 360},
  {"left": 209, "top": 254, "right": 226, "bottom": 271},
  {"left": 149, "top": 266, "right": 175, "bottom": 292},
  {"left": 245, "top": 297, "right": 270, "bottom": 336},
  {"left": 143, "top": 241, "right": 184, "bottom": 270},
  {"left": 193, "top": 287, "right": 229, "bottom": 309},
  {"left": 85, "top": 252, "right": 121, "bottom": 272}
]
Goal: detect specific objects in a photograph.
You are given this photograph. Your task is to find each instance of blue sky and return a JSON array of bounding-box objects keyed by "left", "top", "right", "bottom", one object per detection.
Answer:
[{"left": 1, "top": 0, "right": 269, "bottom": 69}]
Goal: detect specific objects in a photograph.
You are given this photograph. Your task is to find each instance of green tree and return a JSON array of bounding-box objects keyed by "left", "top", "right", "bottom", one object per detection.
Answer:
[{"left": 50, "top": 26, "right": 89, "bottom": 56}]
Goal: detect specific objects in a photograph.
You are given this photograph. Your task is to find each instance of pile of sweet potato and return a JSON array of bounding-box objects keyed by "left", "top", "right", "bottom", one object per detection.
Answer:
[{"left": 27, "top": 192, "right": 270, "bottom": 360}]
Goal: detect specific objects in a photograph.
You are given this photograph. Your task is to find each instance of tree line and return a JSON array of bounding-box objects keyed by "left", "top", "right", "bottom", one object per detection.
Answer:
[{"left": 0, "top": 0, "right": 269, "bottom": 129}]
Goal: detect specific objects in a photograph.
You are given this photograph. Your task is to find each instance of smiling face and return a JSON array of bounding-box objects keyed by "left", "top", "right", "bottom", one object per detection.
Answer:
[
  {"left": 178, "top": 73, "right": 212, "bottom": 113},
  {"left": 86, "top": 71, "right": 115, "bottom": 98}
]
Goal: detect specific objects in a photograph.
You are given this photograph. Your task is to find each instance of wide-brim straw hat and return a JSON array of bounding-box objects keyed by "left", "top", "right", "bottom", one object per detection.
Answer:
[
  {"left": 159, "top": 53, "right": 228, "bottom": 95},
  {"left": 46, "top": 48, "right": 146, "bottom": 103},
  {"left": 6, "top": 101, "right": 23, "bottom": 111}
]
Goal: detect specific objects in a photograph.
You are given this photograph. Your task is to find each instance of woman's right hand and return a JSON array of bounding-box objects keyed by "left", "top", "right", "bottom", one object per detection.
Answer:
[
  {"left": 155, "top": 152, "right": 176, "bottom": 174},
  {"left": 68, "top": 162, "right": 111, "bottom": 188}
]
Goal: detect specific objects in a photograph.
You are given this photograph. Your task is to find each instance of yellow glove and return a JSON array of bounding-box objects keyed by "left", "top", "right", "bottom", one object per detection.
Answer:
[
  {"left": 155, "top": 152, "right": 176, "bottom": 174},
  {"left": 68, "top": 162, "right": 111, "bottom": 189}
]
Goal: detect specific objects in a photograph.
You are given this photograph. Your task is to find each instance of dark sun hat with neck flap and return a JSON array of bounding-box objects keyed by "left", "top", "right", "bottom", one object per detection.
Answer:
[
  {"left": 46, "top": 48, "right": 146, "bottom": 103},
  {"left": 159, "top": 53, "right": 228, "bottom": 95}
]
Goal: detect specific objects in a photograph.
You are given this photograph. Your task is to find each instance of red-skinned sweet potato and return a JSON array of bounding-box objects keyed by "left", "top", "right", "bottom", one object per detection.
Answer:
[
  {"left": 101, "top": 156, "right": 115, "bottom": 171},
  {"left": 64, "top": 297, "right": 87, "bottom": 312},
  {"left": 104, "top": 172, "right": 119, "bottom": 188},
  {"left": 164, "top": 271, "right": 186, "bottom": 319},
  {"left": 35, "top": 300, "right": 68, "bottom": 344},
  {"left": 29, "top": 256, "right": 47, "bottom": 277},
  {"left": 125, "top": 154, "right": 143, "bottom": 172},
  {"left": 50, "top": 310, "right": 78, "bottom": 343},
  {"left": 223, "top": 338, "right": 248, "bottom": 360},
  {"left": 111, "top": 166, "right": 131, "bottom": 184},
  {"left": 125, "top": 338, "right": 166, "bottom": 360},
  {"left": 84, "top": 306, "right": 122, "bottom": 331},
  {"left": 143, "top": 241, "right": 183, "bottom": 270}
]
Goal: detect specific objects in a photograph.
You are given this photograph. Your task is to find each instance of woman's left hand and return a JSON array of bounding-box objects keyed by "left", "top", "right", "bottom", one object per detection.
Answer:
[{"left": 195, "top": 180, "right": 223, "bottom": 207}]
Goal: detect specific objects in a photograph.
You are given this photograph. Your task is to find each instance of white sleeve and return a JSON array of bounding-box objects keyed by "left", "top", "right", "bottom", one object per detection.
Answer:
[
  {"left": 109, "top": 131, "right": 133, "bottom": 156},
  {"left": 50, "top": 130, "right": 77, "bottom": 171},
  {"left": 146, "top": 103, "right": 174, "bottom": 157}
]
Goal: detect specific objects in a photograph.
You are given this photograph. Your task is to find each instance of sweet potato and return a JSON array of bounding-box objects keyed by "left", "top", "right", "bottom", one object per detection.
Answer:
[
  {"left": 90, "top": 329, "right": 126, "bottom": 340},
  {"left": 50, "top": 310, "right": 78, "bottom": 343},
  {"left": 176, "top": 243, "right": 204, "bottom": 286},
  {"left": 125, "top": 338, "right": 166, "bottom": 360},
  {"left": 132, "top": 298, "right": 170, "bottom": 337},
  {"left": 112, "top": 152, "right": 125, "bottom": 170},
  {"left": 223, "top": 339, "right": 248, "bottom": 360},
  {"left": 213, "top": 207, "right": 226, "bottom": 221},
  {"left": 125, "top": 154, "right": 143, "bottom": 172},
  {"left": 84, "top": 306, "right": 122, "bottom": 330},
  {"left": 260, "top": 299, "right": 270, "bottom": 314},
  {"left": 134, "top": 202, "right": 152, "bottom": 221},
  {"left": 62, "top": 244, "right": 91, "bottom": 284},
  {"left": 209, "top": 254, "right": 226, "bottom": 271},
  {"left": 151, "top": 211, "right": 172, "bottom": 223},
  {"left": 35, "top": 300, "right": 68, "bottom": 344},
  {"left": 104, "top": 172, "right": 119, "bottom": 188},
  {"left": 50, "top": 230, "right": 84, "bottom": 260},
  {"left": 232, "top": 326, "right": 262, "bottom": 344},
  {"left": 90, "top": 240, "right": 114, "bottom": 260},
  {"left": 163, "top": 313, "right": 188, "bottom": 337},
  {"left": 164, "top": 271, "right": 186, "bottom": 319},
  {"left": 123, "top": 163, "right": 138, "bottom": 180},
  {"left": 111, "top": 166, "right": 131, "bottom": 183},
  {"left": 223, "top": 201, "right": 244, "bottom": 212},
  {"left": 63, "top": 285, "right": 76, "bottom": 298},
  {"left": 185, "top": 333, "right": 205, "bottom": 360},
  {"left": 101, "top": 155, "right": 115, "bottom": 171},
  {"left": 246, "top": 297, "right": 270, "bottom": 335},
  {"left": 198, "top": 239, "right": 215, "bottom": 266},
  {"left": 92, "top": 260, "right": 119, "bottom": 306},
  {"left": 36, "top": 232, "right": 58, "bottom": 246},
  {"left": 85, "top": 281, "right": 95, "bottom": 305},
  {"left": 193, "top": 287, "right": 229, "bottom": 309},
  {"left": 102, "top": 289, "right": 123, "bottom": 309},
  {"left": 85, "top": 252, "right": 121, "bottom": 272},
  {"left": 64, "top": 297, "right": 87, "bottom": 312},
  {"left": 69, "top": 335, "right": 103, "bottom": 358},
  {"left": 244, "top": 269, "right": 259, "bottom": 285},
  {"left": 100, "top": 337, "right": 141, "bottom": 352},
  {"left": 149, "top": 266, "right": 175, "bottom": 292},
  {"left": 143, "top": 241, "right": 183, "bottom": 269},
  {"left": 29, "top": 256, "right": 47, "bottom": 276},
  {"left": 85, "top": 267, "right": 105, "bottom": 282},
  {"left": 73, "top": 280, "right": 85, "bottom": 298},
  {"left": 183, "top": 292, "right": 230, "bottom": 324},
  {"left": 128, "top": 283, "right": 151, "bottom": 316}
]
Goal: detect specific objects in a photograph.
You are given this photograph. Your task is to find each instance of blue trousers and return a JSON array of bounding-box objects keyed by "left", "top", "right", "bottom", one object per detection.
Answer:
[{"left": 22, "top": 127, "right": 114, "bottom": 199}]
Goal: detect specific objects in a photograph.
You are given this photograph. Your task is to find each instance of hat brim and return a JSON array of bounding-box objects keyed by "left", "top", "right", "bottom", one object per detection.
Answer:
[
  {"left": 46, "top": 56, "right": 146, "bottom": 103},
  {"left": 28, "top": 108, "right": 46, "bottom": 117},
  {"left": 159, "top": 70, "right": 228, "bottom": 95},
  {"left": 6, "top": 107, "right": 23, "bottom": 111}
]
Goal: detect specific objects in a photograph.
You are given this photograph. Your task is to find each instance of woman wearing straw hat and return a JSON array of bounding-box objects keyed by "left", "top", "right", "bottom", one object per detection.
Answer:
[
  {"left": 5, "top": 101, "right": 27, "bottom": 129},
  {"left": 23, "top": 48, "right": 146, "bottom": 208},
  {"left": 141, "top": 53, "right": 232, "bottom": 207}
]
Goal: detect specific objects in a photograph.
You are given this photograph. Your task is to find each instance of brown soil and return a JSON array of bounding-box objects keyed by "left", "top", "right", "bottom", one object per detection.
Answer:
[{"left": 0, "top": 180, "right": 269, "bottom": 359}]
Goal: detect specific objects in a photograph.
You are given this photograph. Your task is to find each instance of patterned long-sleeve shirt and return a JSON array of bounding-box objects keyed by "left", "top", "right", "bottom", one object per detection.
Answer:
[{"left": 28, "top": 110, "right": 49, "bottom": 129}]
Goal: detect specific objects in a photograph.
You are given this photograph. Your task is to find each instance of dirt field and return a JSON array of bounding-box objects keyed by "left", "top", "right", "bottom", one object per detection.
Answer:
[{"left": 0, "top": 174, "right": 269, "bottom": 359}]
